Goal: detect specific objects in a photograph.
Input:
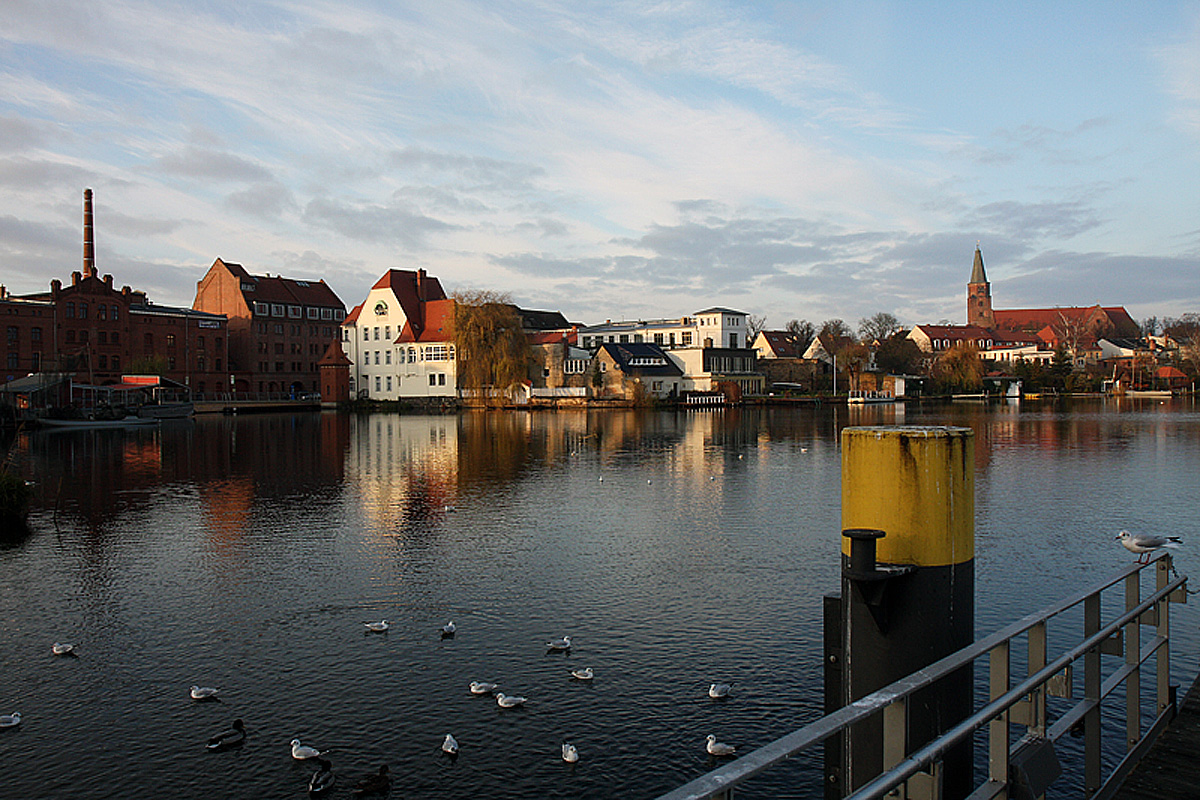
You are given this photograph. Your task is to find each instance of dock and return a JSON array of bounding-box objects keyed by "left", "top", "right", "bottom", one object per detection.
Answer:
[{"left": 1113, "top": 671, "right": 1200, "bottom": 799}]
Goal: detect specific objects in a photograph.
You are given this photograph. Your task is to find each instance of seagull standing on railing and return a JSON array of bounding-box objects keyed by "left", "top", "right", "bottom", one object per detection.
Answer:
[{"left": 1116, "top": 530, "right": 1182, "bottom": 564}]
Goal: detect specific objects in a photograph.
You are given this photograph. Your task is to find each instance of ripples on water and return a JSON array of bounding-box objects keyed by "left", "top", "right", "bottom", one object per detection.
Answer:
[{"left": 1, "top": 399, "right": 1197, "bottom": 799}]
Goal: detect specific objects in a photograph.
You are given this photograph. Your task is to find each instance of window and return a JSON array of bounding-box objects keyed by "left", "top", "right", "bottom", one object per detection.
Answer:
[
  {"left": 682, "top": 332, "right": 692, "bottom": 346},
  {"left": 111, "top": 305, "right": 119, "bottom": 320},
  {"left": 111, "top": 332, "right": 119, "bottom": 344},
  {"left": 98, "top": 355, "right": 107, "bottom": 369},
  {"left": 5, "top": 326, "right": 16, "bottom": 343},
  {"left": 66, "top": 302, "right": 75, "bottom": 318},
  {"left": 66, "top": 330, "right": 76, "bottom": 344},
  {"left": 271, "top": 304, "right": 284, "bottom": 317},
  {"left": 308, "top": 307, "right": 320, "bottom": 319},
  {"left": 374, "top": 327, "right": 380, "bottom": 340},
  {"left": 322, "top": 308, "right": 333, "bottom": 320},
  {"left": 31, "top": 352, "right": 40, "bottom": 371},
  {"left": 386, "top": 376, "right": 392, "bottom": 391},
  {"left": 429, "top": 374, "right": 437, "bottom": 386},
  {"left": 375, "top": 376, "right": 381, "bottom": 392},
  {"left": 80, "top": 303, "right": 88, "bottom": 319},
  {"left": 374, "top": 351, "right": 380, "bottom": 365},
  {"left": 31, "top": 327, "right": 42, "bottom": 342},
  {"left": 197, "top": 336, "right": 205, "bottom": 350},
  {"left": 654, "top": 333, "right": 664, "bottom": 344},
  {"left": 111, "top": 355, "right": 119, "bottom": 370},
  {"left": 79, "top": 330, "right": 88, "bottom": 343},
  {"left": 384, "top": 326, "right": 390, "bottom": 340},
  {"left": 275, "top": 361, "right": 283, "bottom": 372},
  {"left": 98, "top": 305, "right": 107, "bottom": 320},
  {"left": 197, "top": 357, "right": 206, "bottom": 371},
  {"left": 98, "top": 331, "right": 107, "bottom": 344},
  {"left": 425, "top": 344, "right": 451, "bottom": 361},
  {"left": 438, "top": 374, "right": 446, "bottom": 386},
  {"left": 408, "top": 348, "right": 416, "bottom": 363},
  {"left": 168, "top": 357, "right": 177, "bottom": 369},
  {"left": 288, "top": 305, "right": 301, "bottom": 318},
  {"left": 729, "top": 333, "right": 738, "bottom": 349},
  {"left": 619, "top": 334, "right": 628, "bottom": 343},
  {"left": 363, "top": 328, "right": 369, "bottom": 341},
  {"left": 385, "top": 351, "right": 391, "bottom": 365},
  {"left": 274, "top": 324, "right": 283, "bottom": 335},
  {"left": 254, "top": 302, "right": 269, "bottom": 315}
]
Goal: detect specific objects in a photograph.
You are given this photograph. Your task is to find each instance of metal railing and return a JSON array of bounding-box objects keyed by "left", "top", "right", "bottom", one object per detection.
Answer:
[{"left": 656, "top": 553, "right": 1188, "bottom": 800}]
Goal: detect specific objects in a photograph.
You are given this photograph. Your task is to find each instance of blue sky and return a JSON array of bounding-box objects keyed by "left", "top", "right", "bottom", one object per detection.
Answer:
[{"left": 1, "top": 0, "right": 1197, "bottom": 330}]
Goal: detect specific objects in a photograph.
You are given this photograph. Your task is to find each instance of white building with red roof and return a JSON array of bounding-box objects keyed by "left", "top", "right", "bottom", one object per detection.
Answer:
[{"left": 341, "top": 269, "right": 456, "bottom": 401}]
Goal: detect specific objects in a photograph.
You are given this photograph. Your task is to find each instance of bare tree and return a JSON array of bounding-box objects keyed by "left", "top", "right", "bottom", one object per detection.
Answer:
[
  {"left": 858, "top": 312, "right": 901, "bottom": 344},
  {"left": 746, "top": 314, "right": 768, "bottom": 342},
  {"left": 784, "top": 319, "right": 814, "bottom": 353},
  {"left": 818, "top": 318, "right": 854, "bottom": 340}
]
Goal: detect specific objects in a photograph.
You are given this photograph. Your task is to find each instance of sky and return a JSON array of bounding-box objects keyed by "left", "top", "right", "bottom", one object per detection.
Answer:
[{"left": 1, "top": 1, "right": 1198, "bottom": 332}]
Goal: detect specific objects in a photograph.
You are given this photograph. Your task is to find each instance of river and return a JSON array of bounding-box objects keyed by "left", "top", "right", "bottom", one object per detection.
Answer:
[{"left": 1, "top": 398, "right": 1197, "bottom": 799}]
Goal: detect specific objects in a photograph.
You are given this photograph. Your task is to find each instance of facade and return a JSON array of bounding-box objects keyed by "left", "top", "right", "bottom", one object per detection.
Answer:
[
  {"left": 578, "top": 308, "right": 749, "bottom": 351},
  {"left": 594, "top": 342, "right": 684, "bottom": 399},
  {"left": 752, "top": 330, "right": 805, "bottom": 360},
  {"left": 193, "top": 258, "right": 346, "bottom": 395},
  {"left": 2, "top": 191, "right": 229, "bottom": 392},
  {"left": 341, "top": 269, "right": 456, "bottom": 401}
]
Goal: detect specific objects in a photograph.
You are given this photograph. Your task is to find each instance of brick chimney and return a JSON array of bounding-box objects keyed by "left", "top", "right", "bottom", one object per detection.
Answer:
[
  {"left": 83, "top": 188, "right": 96, "bottom": 278},
  {"left": 417, "top": 268, "right": 426, "bottom": 301}
]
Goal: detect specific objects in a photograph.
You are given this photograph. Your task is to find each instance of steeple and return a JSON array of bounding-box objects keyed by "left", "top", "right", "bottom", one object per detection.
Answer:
[
  {"left": 966, "top": 244, "right": 994, "bottom": 328},
  {"left": 970, "top": 244, "right": 987, "bottom": 285}
]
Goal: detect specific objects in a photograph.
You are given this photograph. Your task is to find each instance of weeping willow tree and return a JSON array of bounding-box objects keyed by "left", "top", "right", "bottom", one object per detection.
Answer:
[
  {"left": 453, "top": 289, "right": 532, "bottom": 394},
  {"left": 931, "top": 343, "right": 984, "bottom": 393}
]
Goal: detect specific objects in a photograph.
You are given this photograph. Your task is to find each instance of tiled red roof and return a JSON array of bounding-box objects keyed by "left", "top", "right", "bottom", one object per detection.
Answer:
[
  {"left": 343, "top": 302, "right": 364, "bottom": 325},
  {"left": 758, "top": 330, "right": 803, "bottom": 357},
  {"left": 397, "top": 298, "right": 455, "bottom": 343},
  {"left": 221, "top": 259, "right": 345, "bottom": 310},
  {"left": 317, "top": 337, "right": 353, "bottom": 366}
]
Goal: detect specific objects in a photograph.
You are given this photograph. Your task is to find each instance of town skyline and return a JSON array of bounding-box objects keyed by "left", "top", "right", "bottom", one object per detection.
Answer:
[{"left": 2, "top": 2, "right": 1198, "bottom": 328}]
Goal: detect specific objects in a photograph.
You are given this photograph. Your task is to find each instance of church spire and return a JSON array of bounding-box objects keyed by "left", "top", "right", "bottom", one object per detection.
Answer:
[
  {"left": 966, "top": 244, "right": 994, "bottom": 328},
  {"left": 969, "top": 244, "right": 988, "bottom": 285}
]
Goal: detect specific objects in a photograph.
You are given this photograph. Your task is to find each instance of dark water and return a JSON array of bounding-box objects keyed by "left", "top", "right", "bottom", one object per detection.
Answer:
[{"left": 1, "top": 398, "right": 1197, "bottom": 799}]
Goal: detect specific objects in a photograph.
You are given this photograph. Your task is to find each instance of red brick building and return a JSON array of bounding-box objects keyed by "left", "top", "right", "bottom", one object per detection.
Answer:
[
  {"left": 1, "top": 190, "right": 229, "bottom": 392},
  {"left": 193, "top": 258, "right": 346, "bottom": 395}
]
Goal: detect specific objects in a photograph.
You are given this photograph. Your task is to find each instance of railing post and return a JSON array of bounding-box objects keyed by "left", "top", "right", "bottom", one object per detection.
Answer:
[
  {"left": 1157, "top": 557, "right": 1172, "bottom": 716},
  {"left": 1027, "top": 621, "right": 1047, "bottom": 736},
  {"left": 1125, "top": 571, "right": 1140, "bottom": 750},
  {"left": 1084, "top": 593, "right": 1102, "bottom": 795},
  {"left": 989, "top": 641, "right": 1010, "bottom": 795}
]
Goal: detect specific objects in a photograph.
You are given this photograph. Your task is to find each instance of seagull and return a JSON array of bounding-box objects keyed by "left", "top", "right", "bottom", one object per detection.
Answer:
[
  {"left": 292, "top": 738, "right": 325, "bottom": 760},
  {"left": 469, "top": 681, "right": 499, "bottom": 695},
  {"left": 52, "top": 643, "right": 75, "bottom": 656},
  {"left": 206, "top": 719, "right": 245, "bottom": 751},
  {"left": 562, "top": 743, "right": 580, "bottom": 763},
  {"left": 708, "top": 683, "right": 732, "bottom": 699},
  {"left": 706, "top": 734, "right": 736, "bottom": 757},
  {"left": 0, "top": 712, "right": 21, "bottom": 728},
  {"left": 441, "top": 621, "right": 456, "bottom": 637},
  {"left": 308, "top": 758, "right": 335, "bottom": 795},
  {"left": 442, "top": 733, "right": 459, "bottom": 755},
  {"left": 570, "top": 667, "right": 593, "bottom": 681},
  {"left": 1116, "top": 530, "right": 1182, "bottom": 563},
  {"left": 495, "top": 692, "right": 527, "bottom": 708},
  {"left": 546, "top": 635, "right": 571, "bottom": 651},
  {"left": 190, "top": 685, "right": 220, "bottom": 701},
  {"left": 363, "top": 620, "right": 389, "bottom": 633},
  {"left": 351, "top": 764, "right": 390, "bottom": 796}
]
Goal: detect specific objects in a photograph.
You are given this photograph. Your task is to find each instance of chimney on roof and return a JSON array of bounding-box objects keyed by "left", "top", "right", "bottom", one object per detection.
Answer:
[
  {"left": 417, "top": 268, "right": 426, "bottom": 301},
  {"left": 72, "top": 271, "right": 82, "bottom": 286},
  {"left": 83, "top": 188, "right": 96, "bottom": 278}
]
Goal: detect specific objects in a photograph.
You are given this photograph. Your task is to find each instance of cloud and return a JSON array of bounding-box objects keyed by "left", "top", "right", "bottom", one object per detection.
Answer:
[
  {"left": 0, "top": 116, "right": 61, "bottom": 152},
  {"left": 153, "top": 146, "right": 274, "bottom": 183},
  {"left": 226, "top": 182, "right": 298, "bottom": 219},
  {"left": 302, "top": 196, "right": 457, "bottom": 247},
  {"left": 0, "top": 157, "right": 96, "bottom": 189},
  {"left": 1155, "top": 10, "right": 1200, "bottom": 138}
]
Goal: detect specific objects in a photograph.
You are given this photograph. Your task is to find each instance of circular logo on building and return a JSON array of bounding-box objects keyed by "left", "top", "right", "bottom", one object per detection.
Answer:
[{"left": 374, "top": 301, "right": 387, "bottom": 315}]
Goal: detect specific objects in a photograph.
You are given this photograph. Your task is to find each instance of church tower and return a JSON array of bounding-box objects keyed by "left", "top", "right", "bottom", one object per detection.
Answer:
[{"left": 966, "top": 245, "right": 994, "bottom": 328}]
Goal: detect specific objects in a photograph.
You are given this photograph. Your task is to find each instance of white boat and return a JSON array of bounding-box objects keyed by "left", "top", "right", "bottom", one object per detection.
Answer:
[{"left": 847, "top": 390, "right": 896, "bottom": 404}]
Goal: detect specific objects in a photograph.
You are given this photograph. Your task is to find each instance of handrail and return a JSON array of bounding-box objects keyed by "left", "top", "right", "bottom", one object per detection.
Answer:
[{"left": 655, "top": 554, "right": 1186, "bottom": 800}]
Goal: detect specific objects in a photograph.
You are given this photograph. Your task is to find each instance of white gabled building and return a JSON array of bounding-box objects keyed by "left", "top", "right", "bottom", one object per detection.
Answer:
[{"left": 341, "top": 269, "right": 457, "bottom": 400}]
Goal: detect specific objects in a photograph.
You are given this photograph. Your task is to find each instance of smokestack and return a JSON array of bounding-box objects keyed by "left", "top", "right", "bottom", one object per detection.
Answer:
[{"left": 83, "top": 188, "right": 96, "bottom": 278}]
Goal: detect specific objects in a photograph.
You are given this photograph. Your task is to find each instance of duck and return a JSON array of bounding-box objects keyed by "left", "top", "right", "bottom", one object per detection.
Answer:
[
  {"left": 291, "top": 738, "right": 325, "bottom": 760},
  {"left": 52, "top": 643, "right": 75, "bottom": 656},
  {"left": 706, "top": 734, "right": 736, "bottom": 756},
  {"left": 363, "top": 620, "right": 389, "bottom": 633},
  {"left": 308, "top": 758, "right": 335, "bottom": 795},
  {"left": 570, "top": 667, "right": 594, "bottom": 681},
  {"left": 546, "top": 635, "right": 571, "bottom": 651},
  {"left": 441, "top": 621, "right": 456, "bottom": 637},
  {"left": 442, "top": 733, "right": 459, "bottom": 755},
  {"left": 0, "top": 712, "right": 21, "bottom": 728},
  {"left": 708, "top": 683, "right": 732, "bottom": 699},
  {"left": 206, "top": 719, "right": 245, "bottom": 751},
  {"left": 562, "top": 742, "right": 580, "bottom": 763},
  {"left": 495, "top": 692, "right": 527, "bottom": 708},
  {"left": 351, "top": 764, "right": 390, "bottom": 796},
  {"left": 469, "top": 681, "right": 499, "bottom": 695},
  {"left": 191, "top": 685, "right": 220, "bottom": 701}
]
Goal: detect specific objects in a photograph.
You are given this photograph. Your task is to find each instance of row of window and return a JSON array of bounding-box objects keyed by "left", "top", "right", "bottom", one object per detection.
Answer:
[
  {"left": 252, "top": 302, "right": 344, "bottom": 322},
  {"left": 371, "top": 373, "right": 448, "bottom": 392},
  {"left": 257, "top": 361, "right": 319, "bottom": 373},
  {"left": 62, "top": 302, "right": 121, "bottom": 321},
  {"left": 256, "top": 322, "right": 336, "bottom": 338},
  {"left": 362, "top": 345, "right": 455, "bottom": 366}
]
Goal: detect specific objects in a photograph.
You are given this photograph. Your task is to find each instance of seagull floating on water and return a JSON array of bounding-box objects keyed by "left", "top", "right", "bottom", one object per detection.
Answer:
[
  {"left": 363, "top": 620, "right": 389, "bottom": 633},
  {"left": 308, "top": 758, "right": 335, "bottom": 795},
  {"left": 562, "top": 743, "right": 580, "bottom": 763},
  {"left": 1116, "top": 530, "right": 1182, "bottom": 563},
  {"left": 496, "top": 692, "right": 527, "bottom": 708},
  {"left": 706, "top": 734, "right": 736, "bottom": 756},
  {"left": 442, "top": 733, "right": 459, "bottom": 755},
  {"left": 292, "top": 738, "right": 326, "bottom": 760},
  {"left": 191, "top": 685, "right": 220, "bottom": 701},
  {"left": 546, "top": 635, "right": 571, "bottom": 651},
  {"left": 708, "top": 683, "right": 732, "bottom": 699},
  {"left": 441, "top": 621, "right": 456, "bottom": 637},
  {"left": 469, "top": 681, "right": 499, "bottom": 695},
  {"left": 570, "top": 667, "right": 593, "bottom": 681},
  {"left": 0, "top": 712, "right": 21, "bottom": 728},
  {"left": 206, "top": 719, "right": 244, "bottom": 751},
  {"left": 52, "top": 643, "right": 74, "bottom": 656},
  {"left": 351, "top": 764, "right": 390, "bottom": 796}
]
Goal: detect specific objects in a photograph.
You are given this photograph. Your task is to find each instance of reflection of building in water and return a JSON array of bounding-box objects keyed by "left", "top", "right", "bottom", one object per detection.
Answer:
[{"left": 348, "top": 415, "right": 461, "bottom": 528}]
